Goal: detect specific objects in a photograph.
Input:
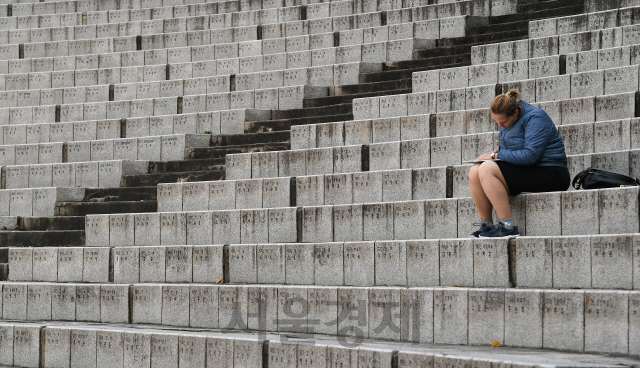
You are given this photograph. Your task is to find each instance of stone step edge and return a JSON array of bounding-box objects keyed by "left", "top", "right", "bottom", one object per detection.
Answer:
[{"left": 0, "top": 321, "right": 633, "bottom": 368}]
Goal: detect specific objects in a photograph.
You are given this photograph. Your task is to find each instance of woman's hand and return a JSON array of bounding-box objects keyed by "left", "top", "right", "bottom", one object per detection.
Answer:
[{"left": 474, "top": 150, "right": 499, "bottom": 161}]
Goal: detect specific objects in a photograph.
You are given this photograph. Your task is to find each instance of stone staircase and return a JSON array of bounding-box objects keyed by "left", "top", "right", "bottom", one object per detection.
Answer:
[{"left": 1, "top": 0, "right": 640, "bottom": 366}]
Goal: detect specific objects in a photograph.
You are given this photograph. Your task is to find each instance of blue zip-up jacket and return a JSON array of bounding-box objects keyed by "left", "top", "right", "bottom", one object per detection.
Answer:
[{"left": 497, "top": 101, "right": 567, "bottom": 167}]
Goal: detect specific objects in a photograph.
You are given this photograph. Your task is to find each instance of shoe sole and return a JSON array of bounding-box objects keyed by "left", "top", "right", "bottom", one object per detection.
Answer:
[{"left": 479, "top": 234, "right": 520, "bottom": 238}]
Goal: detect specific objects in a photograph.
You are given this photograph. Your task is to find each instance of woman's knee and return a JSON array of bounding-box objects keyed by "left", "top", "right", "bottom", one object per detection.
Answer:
[
  {"left": 468, "top": 163, "right": 481, "bottom": 182},
  {"left": 478, "top": 161, "right": 499, "bottom": 179}
]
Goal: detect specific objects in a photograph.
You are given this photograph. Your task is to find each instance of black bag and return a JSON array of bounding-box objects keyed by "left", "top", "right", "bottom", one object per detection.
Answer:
[{"left": 572, "top": 167, "right": 639, "bottom": 190}]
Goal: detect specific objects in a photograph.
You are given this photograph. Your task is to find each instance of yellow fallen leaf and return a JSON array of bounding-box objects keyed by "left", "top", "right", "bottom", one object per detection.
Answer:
[
  {"left": 491, "top": 341, "right": 502, "bottom": 347},
  {"left": 216, "top": 278, "right": 222, "bottom": 284}
]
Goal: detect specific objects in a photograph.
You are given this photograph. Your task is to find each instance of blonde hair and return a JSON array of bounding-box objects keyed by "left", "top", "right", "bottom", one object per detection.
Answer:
[{"left": 491, "top": 89, "right": 522, "bottom": 117}]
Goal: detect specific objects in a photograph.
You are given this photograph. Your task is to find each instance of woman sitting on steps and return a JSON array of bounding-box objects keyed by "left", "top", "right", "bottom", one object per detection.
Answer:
[{"left": 468, "top": 89, "right": 570, "bottom": 238}]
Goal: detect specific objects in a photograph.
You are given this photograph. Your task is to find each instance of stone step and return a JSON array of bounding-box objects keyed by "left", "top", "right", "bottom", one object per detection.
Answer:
[
  {"left": 272, "top": 102, "right": 353, "bottom": 120},
  {"left": 83, "top": 186, "right": 158, "bottom": 202},
  {"left": 16, "top": 216, "right": 85, "bottom": 231},
  {"left": 245, "top": 113, "right": 354, "bottom": 133},
  {"left": 148, "top": 157, "right": 226, "bottom": 174},
  {"left": 90, "top": 185, "right": 640, "bottom": 247},
  {"left": 0, "top": 230, "right": 84, "bottom": 247},
  {"left": 55, "top": 200, "right": 157, "bottom": 216},
  {"left": 305, "top": 89, "right": 411, "bottom": 108},
  {"left": 0, "top": 321, "right": 634, "bottom": 368},
  {"left": 120, "top": 170, "right": 226, "bottom": 187},
  {"left": 360, "top": 59, "right": 469, "bottom": 84},
  {"left": 0, "top": 282, "right": 638, "bottom": 355},
  {"left": 186, "top": 142, "right": 290, "bottom": 160},
  {"left": 210, "top": 130, "right": 290, "bottom": 147},
  {"left": 9, "top": 233, "right": 638, "bottom": 291}
]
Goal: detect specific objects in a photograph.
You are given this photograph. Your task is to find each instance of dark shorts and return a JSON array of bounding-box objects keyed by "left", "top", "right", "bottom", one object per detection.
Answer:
[{"left": 496, "top": 162, "right": 571, "bottom": 196}]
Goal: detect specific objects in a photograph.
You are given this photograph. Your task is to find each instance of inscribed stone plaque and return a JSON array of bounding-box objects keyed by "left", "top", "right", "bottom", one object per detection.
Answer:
[
  {"left": 333, "top": 204, "right": 363, "bottom": 242},
  {"left": 368, "top": 288, "right": 401, "bottom": 340},
  {"left": 70, "top": 329, "right": 97, "bottom": 368},
  {"left": 515, "top": 237, "right": 552, "bottom": 288},
  {"left": 76, "top": 285, "right": 100, "bottom": 322},
  {"left": 160, "top": 212, "right": 187, "bottom": 245},
  {"left": 333, "top": 145, "right": 362, "bottom": 174},
  {"left": 43, "top": 327, "right": 70, "bottom": 368},
  {"left": 32, "top": 248, "right": 57, "bottom": 282},
  {"left": 406, "top": 240, "right": 439, "bottom": 287},
  {"left": 235, "top": 179, "right": 263, "bottom": 210},
  {"left": 192, "top": 245, "right": 223, "bottom": 283},
  {"left": 375, "top": 241, "right": 407, "bottom": 286},
  {"left": 313, "top": 243, "right": 343, "bottom": 286},
  {"left": 382, "top": 169, "right": 412, "bottom": 202},
  {"left": 268, "top": 207, "right": 297, "bottom": 243},
  {"left": 240, "top": 209, "right": 269, "bottom": 244},
  {"left": 112, "top": 247, "right": 140, "bottom": 284},
  {"left": 135, "top": 213, "right": 160, "bottom": 246},
  {"left": 543, "top": 290, "right": 584, "bottom": 351},
  {"left": 584, "top": 291, "right": 628, "bottom": 354},
  {"left": 369, "top": 142, "right": 401, "bottom": 171},
  {"left": 206, "top": 337, "right": 234, "bottom": 368},
  {"left": 599, "top": 186, "right": 640, "bottom": 234},
  {"left": 439, "top": 239, "right": 474, "bottom": 287},
  {"left": 525, "top": 192, "right": 561, "bottom": 236},
  {"left": 52, "top": 284, "right": 76, "bottom": 321},
  {"left": 296, "top": 175, "right": 325, "bottom": 207},
  {"left": 218, "top": 286, "right": 248, "bottom": 330},
  {"left": 247, "top": 286, "right": 278, "bottom": 331},
  {"left": 123, "top": 332, "right": 151, "bottom": 368},
  {"left": 229, "top": 244, "right": 257, "bottom": 284},
  {"left": 183, "top": 182, "right": 209, "bottom": 212},
  {"left": 363, "top": 203, "right": 394, "bottom": 241},
  {"left": 13, "top": 325, "right": 41, "bottom": 368},
  {"left": 285, "top": 243, "right": 315, "bottom": 285},
  {"left": 474, "top": 238, "right": 509, "bottom": 287},
  {"left": 233, "top": 338, "right": 263, "bottom": 368},
  {"left": 83, "top": 247, "right": 109, "bottom": 283},
  {"left": 343, "top": 242, "right": 375, "bottom": 287},
  {"left": 394, "top": 200, "right": 425, "bottom": 240},
  {"left": 426, "top": 199, "right": 458, "bottom": 239},
  {"left": 552, "top": 235, "right": 591, "bottom": 288},
  {"left": 158, "top": 183, "right": 183, "bottom": 213},
  {"left": 140, "top": 246, "right": 166, "bottom": 283},
  {"left": 166, "top": 246, "right": 193, "bottom": 283},
  {"left": 186, "top": 211, "right": 213, "bottom": 245},
  {"left": 190, "top": 285, "right": 218, "bottom": 328},
  {"left": 278, "top": 286, "right": 308, "bottom": 333},
  {"left": 591, "top": 235, "right": 633, "bottom": 289},
  {"left": 504, "top": 289, "right": 543, "bottom": 348},
  {"left": 256, "top": 243, "right": 285, "bottom": 284},
  {"left": 324, "top": 173, "right": 353, "bottom": 205},
  {"left": 561, "top": 190, "right": 599, "bottom": 235},
  {"left": 178, "top": 335, "right": 206, "bottom": 368},
  {"left": 433, "top": 288, "right": 468, "bottom": 344},
  {"left": 8, "top": 248, "right": 32, "bottom": 281},
  {"left": 468, "top": 289, "right": 505, "bottom": 345},
  {"left": 101, "top": 284, "right": 129, "bottom": 323},
  {"left": 150, "top": 333, "right": 179, "bottom": 368},
  {"left": 96, "top": 330, "right": 123, "bottom": 368},
  {"left": 26, "top": 283, "right": 52, "bottom": 321},
  {"left": 209, "top": 181, "right": 236, "bottom": 210},
  {"left": 302, "top": 206, "right": 333, "bottom": 243},
  {"left": 110, "top": 214, "right": 135, "bottom": 247},
  {"left": 353, "top": 171, "right": 383, "bottom": 204},
  {"left": 162, "top": 286, "right": 190, "bottom": 327},
  {"left": 263, "top": 177, "right": 291, "bottom": 208},
  {"left": 86, "top": 214, "right": 110, "bottom": 247},
  {"left": 213, "top": 210, "right": 241, "bottom": 244},
  {"left": 400, "top": 288, "right": 434, "bottom": 344}
]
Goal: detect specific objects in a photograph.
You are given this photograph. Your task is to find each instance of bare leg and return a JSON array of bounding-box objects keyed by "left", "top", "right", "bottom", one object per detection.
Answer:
[
  {"left": 469, "top": 163, "right": 493, "bottom": 220},
  {"left": 478, "top": 161, "right": 512, "bottom": 219}
]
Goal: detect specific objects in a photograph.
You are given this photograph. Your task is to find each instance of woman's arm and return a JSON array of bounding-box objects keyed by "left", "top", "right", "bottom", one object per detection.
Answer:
[{"left": 497, "top": 116, "right": 553, "bottom": 166}]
